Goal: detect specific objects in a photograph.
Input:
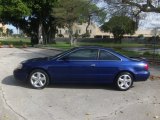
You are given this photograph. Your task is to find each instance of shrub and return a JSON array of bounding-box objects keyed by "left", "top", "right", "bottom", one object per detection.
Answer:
[
  {"left": 57, "top": 34, "right": 64, "bottom": 38},
  {"left": 73, "top": 32, "right": 80, "bottom": 38},
  {"left": 81, "top": 33, "right": 90, "bottom": 38},
  {"left": 143, "top": 51, "right": 151, "bottom": 56},
  {"left": 138, "top": 34, "right": 144, "bottom": 38}
]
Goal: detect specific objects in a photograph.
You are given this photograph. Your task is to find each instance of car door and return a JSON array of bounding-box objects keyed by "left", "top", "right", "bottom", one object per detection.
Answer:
[
  {"left": 51, "top": 48, "right": 99, "bottom": 83},
  {"left": 95, "top": 49, "right": 122, "bottom": 83}
]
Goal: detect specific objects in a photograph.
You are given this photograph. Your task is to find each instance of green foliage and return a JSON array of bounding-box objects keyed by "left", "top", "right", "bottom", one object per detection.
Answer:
[
  {"left": 53, "top": 0, "right": 89, "bottom": 26},
  {"left": 0, "top": 0, "right": 30, "bottom": 23},
  {"left": 0, "top": 0, "right": 59, "bottom": 44},
  {"left": 101, "top": 16, "right": 137, "bottom": 43},
  {"left": 53, "top": 0, "right": 106, "bottom": 26}
]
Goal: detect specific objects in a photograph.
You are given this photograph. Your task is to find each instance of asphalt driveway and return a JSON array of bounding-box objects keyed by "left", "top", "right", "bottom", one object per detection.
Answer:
[{"left": 0, "top": 48, "right": 160, "bottom": 120}]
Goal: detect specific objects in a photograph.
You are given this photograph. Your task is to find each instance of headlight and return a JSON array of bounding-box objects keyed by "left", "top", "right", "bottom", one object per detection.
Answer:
[{"left": 16, "top": 64, "right": 23, "bottom": 69}]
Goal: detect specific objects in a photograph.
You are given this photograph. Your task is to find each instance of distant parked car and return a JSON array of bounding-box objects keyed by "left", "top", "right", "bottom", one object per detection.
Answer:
[{"left": 14, "top": 46, "right": 150, "bottom": 91}]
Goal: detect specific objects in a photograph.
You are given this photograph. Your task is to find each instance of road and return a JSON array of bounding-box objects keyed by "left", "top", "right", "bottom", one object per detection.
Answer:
[{"left": 0, "top": 48, "right": 160, "bottom": 120}]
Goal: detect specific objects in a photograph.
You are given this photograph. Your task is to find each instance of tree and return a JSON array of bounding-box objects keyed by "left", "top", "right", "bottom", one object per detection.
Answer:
[
  {"left": 0, "top": 0, "right": 30, "bottom": 26},
  {"left": 101, "top": 16, "right": 137, "bottom": 43},
  {"left": 103, "top": 0, "right": 160, "bottom": 16},
  {"left": 53, "top": 0, "right": 89, "bottom": 46},
  {"left": 80, "top": 2, "right": 106, "bottom": 35},
  {"left": 0, "top": 0, "right": 30, "bottom": 38},
  {"left": 0, "top": 27, "right": 3, "bottom": 37},
  {"left": 53, "top": 0, "right": 106, "bottom": 46},
  {"left": 121, "top": 0, "right": 160, "bottom": 13},
  {"left": 26, "top": 0, "right": 59, "bottom": 44},
  {"left": 15, "top": 0, "right": 59, "bottom": 45},
  {"left": 0, "top": 0, "right": 58, "bottom": 45}
]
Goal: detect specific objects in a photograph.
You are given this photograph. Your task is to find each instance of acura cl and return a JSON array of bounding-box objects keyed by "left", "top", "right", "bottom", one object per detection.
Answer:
[{"left": 14, "top": 46, "right": 150, "bottom": 91}]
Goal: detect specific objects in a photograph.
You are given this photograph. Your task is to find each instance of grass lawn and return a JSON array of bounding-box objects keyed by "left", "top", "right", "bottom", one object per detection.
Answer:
[
  {"left": 44, "top": 41, "right": 145, "bottom": 49},
  {"left": 0, "top": 37, "right": 30, "bottom": 47},
  {"left": 43, "top": 42, "right": 73, "bottom": 50}
]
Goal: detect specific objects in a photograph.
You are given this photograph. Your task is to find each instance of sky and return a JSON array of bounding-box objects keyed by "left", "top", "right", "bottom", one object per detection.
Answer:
[{"left": 139, "top": 12, "right": 160, "bottom": 29}]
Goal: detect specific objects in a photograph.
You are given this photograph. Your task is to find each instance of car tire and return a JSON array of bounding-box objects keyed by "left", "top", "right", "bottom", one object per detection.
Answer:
[
  {"left": 29, "top": 69, "right": 49, "bottom": 89},
  {"left": 115, "top": 72, "right": 133, "bottom": 91}
]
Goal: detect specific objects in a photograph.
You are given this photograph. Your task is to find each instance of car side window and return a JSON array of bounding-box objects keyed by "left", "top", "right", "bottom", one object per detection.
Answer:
[
  {"left": 62, "top": 49, "right": 98, "bottom": 60},
  {"left": 99, "top": 50, "right": 121, "bottom": 60}
]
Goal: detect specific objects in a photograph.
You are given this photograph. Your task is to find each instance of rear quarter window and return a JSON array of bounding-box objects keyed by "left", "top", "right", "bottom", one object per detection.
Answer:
[{"left": 99, "top": 50, "right": 121, "bottom": 60}]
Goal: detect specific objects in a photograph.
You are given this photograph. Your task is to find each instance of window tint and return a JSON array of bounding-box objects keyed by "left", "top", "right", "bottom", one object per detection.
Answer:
[
  {"left": 99, "top": 50, "right": 120, "bottom": 60},
  {"left": 64, "top": 49, "right": 98, "bottom": 60}
]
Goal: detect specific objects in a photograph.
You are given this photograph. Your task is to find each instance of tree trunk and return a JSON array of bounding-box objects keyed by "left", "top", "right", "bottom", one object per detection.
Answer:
[
  {"left": 86, "top": 15, "right": 91, "bottom": 34},
  {"left": 42, "top": 29, "right": 47, "bottom": 44},
  {"left": 38, "top": 22, "right": 43, "bottom": 44},
  {"left": 31, "top": 33, "right": 39, "bottom": 46},
  {"left": 68, "top": 24, "right": 75, "bottom": 46},
  {"left": 48, "top": 26, "right": 56, "bottom": 44},
  {"left": 70, "top": 34, "right": 74, "bottom": 46}
]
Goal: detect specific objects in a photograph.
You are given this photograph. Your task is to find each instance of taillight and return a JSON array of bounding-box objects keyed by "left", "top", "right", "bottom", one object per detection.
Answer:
[{"left": 144, "top": 64, "right": 149, "bottom": 71}]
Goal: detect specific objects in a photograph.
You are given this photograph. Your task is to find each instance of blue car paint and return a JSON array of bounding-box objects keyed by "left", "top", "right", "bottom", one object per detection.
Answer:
[{"left": 14, "top": 47, "right": 150, "bottom": 84}]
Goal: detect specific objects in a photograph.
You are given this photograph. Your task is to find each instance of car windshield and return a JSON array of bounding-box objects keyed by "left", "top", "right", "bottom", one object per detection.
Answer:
[{"left": 48, "top": 48, "right": 76, "bottom": 60}]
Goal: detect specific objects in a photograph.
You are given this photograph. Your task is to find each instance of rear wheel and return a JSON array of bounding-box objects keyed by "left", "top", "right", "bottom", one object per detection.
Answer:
[
  {"left": 29, "top": 69, "right": 49, "bottom": 89},
  {"left": 115, "top": 72, "right": 133, "bottom": 91}
]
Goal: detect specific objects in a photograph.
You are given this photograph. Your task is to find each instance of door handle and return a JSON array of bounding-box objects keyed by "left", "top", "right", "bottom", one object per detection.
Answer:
[{"left": 90, "top": 64, "right": 96, "bottom": 67}]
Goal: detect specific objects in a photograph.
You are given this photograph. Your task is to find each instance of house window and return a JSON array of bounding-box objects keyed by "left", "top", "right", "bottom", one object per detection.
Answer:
[
  {"left": 90, "top": 30, "right": 92, "bottom": 34},
  {"left": 79, "top": 30, "right": 81, "bottom": 34}
]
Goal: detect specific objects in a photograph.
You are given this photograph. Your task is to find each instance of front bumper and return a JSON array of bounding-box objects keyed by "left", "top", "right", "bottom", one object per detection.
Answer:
[{"left": 13, "top": 68, "right": 28, "bottom": 82}]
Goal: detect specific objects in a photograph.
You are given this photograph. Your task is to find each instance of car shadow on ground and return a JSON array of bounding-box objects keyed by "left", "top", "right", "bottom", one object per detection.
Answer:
[
  {"left": 1, "top": 75, "right": 30, "bottom": 88},
  {"left": 48, "top": 83, "right": 116, "bottom": 91},
  {"left": 2, "top": 75, "right": 118, "bottom": 91}
]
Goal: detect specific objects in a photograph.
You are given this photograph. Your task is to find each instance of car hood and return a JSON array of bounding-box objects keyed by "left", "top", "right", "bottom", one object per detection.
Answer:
[{"left": 23, "top": 57, "right": 51, "bottom": 63}]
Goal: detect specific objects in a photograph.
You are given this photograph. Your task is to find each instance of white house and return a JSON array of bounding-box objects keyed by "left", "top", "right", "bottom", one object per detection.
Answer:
[{"left": 56, "top": 22, "right": 155, "bottom": 38}]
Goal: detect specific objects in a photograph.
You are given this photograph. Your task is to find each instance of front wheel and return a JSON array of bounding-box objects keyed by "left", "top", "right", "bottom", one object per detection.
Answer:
[
  {"left": 29, "top": 69, "right": 49, "bottom": 89},
  {"left": 115, "top": 72, "right": 133, "bottom": 91}
]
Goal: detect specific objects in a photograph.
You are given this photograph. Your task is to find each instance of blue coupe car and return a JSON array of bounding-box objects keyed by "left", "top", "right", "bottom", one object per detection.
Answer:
[{"left": 14, "top": 46, "right": 150, "bottom": 91}]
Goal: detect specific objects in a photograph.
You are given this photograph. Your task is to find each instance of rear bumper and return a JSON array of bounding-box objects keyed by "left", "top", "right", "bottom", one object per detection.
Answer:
[
  {"left": 13, "top": 68, "right": 28, "bottom": 82},
  {"left": 134, "top": 71, "right": 150, "bottom": 81}
]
